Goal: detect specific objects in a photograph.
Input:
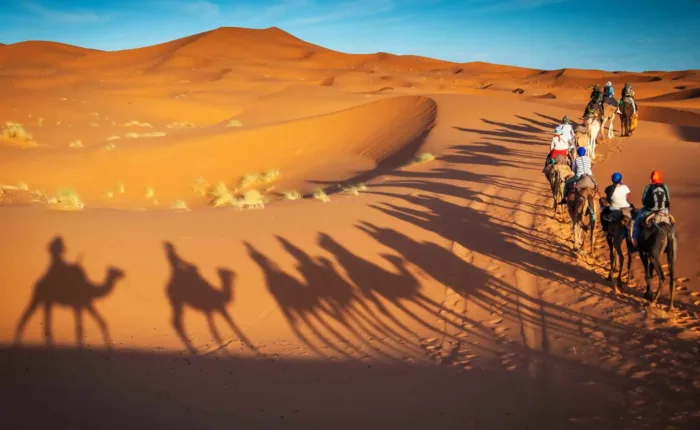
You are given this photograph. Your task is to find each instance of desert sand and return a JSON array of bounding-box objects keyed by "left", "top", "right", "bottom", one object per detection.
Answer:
[{"left": 1, "top": 27, "right": 699, "bottom": 429}]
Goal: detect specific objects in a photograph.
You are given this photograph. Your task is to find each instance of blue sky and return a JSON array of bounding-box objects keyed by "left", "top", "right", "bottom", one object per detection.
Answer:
[{"left": 1, "top": 0, "right": 699, "bottom": 71}]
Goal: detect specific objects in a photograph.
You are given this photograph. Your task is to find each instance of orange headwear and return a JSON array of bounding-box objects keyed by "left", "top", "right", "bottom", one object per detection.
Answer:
[{"left": 650, "top": 170, "right": 663, "bottom": 184}]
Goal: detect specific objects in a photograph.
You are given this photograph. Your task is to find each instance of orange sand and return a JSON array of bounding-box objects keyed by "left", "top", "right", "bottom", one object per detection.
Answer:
[{"left": 1, "top": 27, "right": 699, "bottom": 430}]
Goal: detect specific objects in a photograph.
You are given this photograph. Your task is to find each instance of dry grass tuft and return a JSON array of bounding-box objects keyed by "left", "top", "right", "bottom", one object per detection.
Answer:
[
  {"left": 282, "top": 190, "right": 301, "bottom": 201},
  {"left": 101, "top": 142, "right": 116, "bottom": 151},
  {"left": 412, "top": 152, "right": 436, "bottom": 164},
  {"left": 125, "top": 132, "right": 140, "bottom": 139},
  {"left": 142, "top": 132, "right": 166, "bottom": 137},
  {"left": 226, "top": 119, "right": 243, "bottom": 127},
  {"left": 52, "top": 188, "right": 85, "bottom": 210},
  {"left": 171, "top": 200, "right": 189, "bottom": 210},
  {"left": 121, "top": 120, "right": 153, "bottom": 128},
  {"left": 239, "top": 169, "right": 280, "bottom": 189},
  {"left": 166, "top": 122, "right": 195, "bottom": 129},
  {"left": 2, "top": 122, "right": 33, "bottom": 141},
  {"left": 144, "top": 186, "right": 155, "bottom": 199},
  {"left": 191, "top": 176, "right": 209, "bottom": 196},
  {"left": 209, "top": 181, "right": 236, "bottom": 207},
  {"left": 117, "top": 182, "right": 125, "bottom": 193},
  {"left": 342, "top": 183, "right": 368, "bottom": 196},
  {"left": 106, "top": 135, "right": 120, "bottom": 141},
  {"left": 69, "top": 140, "right": 84, "bottom": 148},
  {"left": 236, "top": 190, "right": 265, "bottom": 209},
  {"left": 313, "top": 188, "right": 330, "bottom": 202}
]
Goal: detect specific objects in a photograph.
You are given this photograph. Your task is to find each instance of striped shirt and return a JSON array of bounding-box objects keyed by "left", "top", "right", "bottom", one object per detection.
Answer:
[{"left": 574, "top": 156, "right": 593, "bottom": 177}]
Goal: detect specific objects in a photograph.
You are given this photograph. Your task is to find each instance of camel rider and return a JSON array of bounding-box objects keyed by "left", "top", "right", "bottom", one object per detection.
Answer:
[
  {"left": 560, "top": 116, "right": 575, "bottom": 147},
  {"left": 631, "top": 170, "right": 671, "bottom": 247},
  {"left": 561, "top": 146, "right": 596, "bottom": 203},
  {"left": 621, "top": 83, "right": 637, "bottom": 113},
  {"left": 603, "top": 81, "right": 614, "bottom": 98},
  {"left": 601, "top": 172, "right": 632, "bottom": 233},
  {"left": 543, "top": 126, "right": 571, "bottom": 171},
  {"left": 584, "top": 85, "right": 604, "bottom": 118}
]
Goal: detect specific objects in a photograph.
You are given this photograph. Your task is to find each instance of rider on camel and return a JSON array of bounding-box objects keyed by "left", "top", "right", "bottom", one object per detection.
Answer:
[
  {"left": 601, "top": 172, "right": 633, "bottom": 233},
  {"left": 583, "top": 85, "right": 604, "bottom": 119},
  {"left": 543, "top": 125, "right": 571, "bottom": 172},
  {"left": 561, "top": 146, "right": 596, "bottom": 204},
  {"left": 631, "top": 170, "right": 671, "bottom": 248},
  {"left": 621, "top": 83, "right": 637, "bottom": 114},
  {"left": 603, "top": 81, "right": 615, "bottom": 98},
  {"left": 560, "top": 116, "right": 576, "bottom": 147}
]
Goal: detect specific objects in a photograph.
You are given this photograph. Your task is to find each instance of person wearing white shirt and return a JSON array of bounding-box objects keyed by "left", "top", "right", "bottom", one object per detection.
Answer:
[{"left": 601, "top": 172, "right": 633, "bottom": 234}]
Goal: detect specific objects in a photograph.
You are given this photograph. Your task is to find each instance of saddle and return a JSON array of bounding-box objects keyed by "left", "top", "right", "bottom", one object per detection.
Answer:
[
  {"left": 644, "top": 211, "right": 675, "bottom": 226},
  {"left": 575, "top": 175, "right": 597, "bottom": 191},
  {"left": 552, "top": 154, "right": 568, "bottom": 165},
  {"left": 602, "top": 96, "right": 618, "bottom": 107},
  {"left": 603, "top": 206, "right": 633, "bottom": 223}
]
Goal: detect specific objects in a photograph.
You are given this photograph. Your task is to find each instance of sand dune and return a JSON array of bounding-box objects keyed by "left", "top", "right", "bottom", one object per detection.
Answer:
[
  {"left": 0, "top": 95, "right": 436, "bottom": 207},
  {"left": 1, "top": 26, "right": 699, "bottom": 430}
]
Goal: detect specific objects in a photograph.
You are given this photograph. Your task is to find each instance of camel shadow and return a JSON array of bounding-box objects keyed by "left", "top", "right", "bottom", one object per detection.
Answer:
[
  {"left": 14, "top": 236, "right": 124, "bottom": 348},
  {"left": 164, "top": 241, "right": 257, "bottom": 356}
]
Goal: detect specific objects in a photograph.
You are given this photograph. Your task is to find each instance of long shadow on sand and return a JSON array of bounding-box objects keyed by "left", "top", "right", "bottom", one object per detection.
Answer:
[
  {"left": 14, "top": 236, "right": 125, "bottom": 348},
  {"left": 164, "top": 241, "right": 258, "bottom": 355}
]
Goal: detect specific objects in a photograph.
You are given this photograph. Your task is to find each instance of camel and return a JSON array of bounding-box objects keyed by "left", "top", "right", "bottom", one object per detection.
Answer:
[
  {"left": 14, "top": 236, "right": 124, "bottom": 347},
  {"left": 603, "top": 207, "right": 636, "bottom": 293},
  {"left": 635, "top": 212, "right": 678, "bottom": 309},
  {"left": 545, "top": 160, "right": 573, "bottom": 222},
  {"left": 566, "top": 179, "right": 600, "bottom": 253},
  {"left": 601, "top": 100, "right": 617, "bottom": 140},
  {"left": 583, "top": 113, "right": 601, "bottom": 160},
  {"left": 164, "top": 241, "right": 257, "bottom": 355},
  {"left": 620, "top": 98, "right": 637, "bottom": 137}
]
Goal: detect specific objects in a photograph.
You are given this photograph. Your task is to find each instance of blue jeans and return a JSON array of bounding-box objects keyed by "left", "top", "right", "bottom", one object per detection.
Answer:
[{"left": 633, "top": 208, "right": 669, "bottom": 240}]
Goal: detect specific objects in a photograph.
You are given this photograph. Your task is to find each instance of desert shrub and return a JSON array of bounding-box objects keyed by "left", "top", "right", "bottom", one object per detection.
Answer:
[
  {"left": 69, "top": 140, "right": 84, "bottom": 148},
  {"left": 226, "top": 119, "right": 243, "bottom": 127},
  {"left": 282, "top": 190, "right": 301, "bottom": 201},
  {"left": 2, "top": 122, "right": 33, "bottom": 141},
  {"left": 313, "top": 188, "right": 330, "bottom": 202}
]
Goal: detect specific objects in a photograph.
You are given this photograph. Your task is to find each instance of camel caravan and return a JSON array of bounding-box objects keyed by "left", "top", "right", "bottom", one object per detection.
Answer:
[{"left": 542, "top": 83, "right": 679, "bottom": 310}]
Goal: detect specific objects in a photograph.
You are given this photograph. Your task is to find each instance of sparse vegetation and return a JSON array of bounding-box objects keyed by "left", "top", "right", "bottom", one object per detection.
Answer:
[
  {"left": 102, "top": 142, "right": 116, "bottom": 151},
  {"left": 209, "top": 181, "right": 236, "bottom": 207},
  {"left": 125, "top": 131, "right": 166, "bottom": 139},
  {"left": 2, "top": 122, "right": 33, "bottom": 142},
  {"left": 226, "top": 119, "right": 243, "bottom": 127},
  {"left": 52, "top": 188, "right": 85, "bottom": 210},
  {"left": 69, "top": 140, "right": 84, "bottom": 148},
  {"left": 105, "top": 191, "right": 114, "bottom": 199},
  {"left": 117, "top": 182, "right": 125, "bottom": 193},
  {"left": 121, "top": 120, "right": 153, "bottom": 128},
  {"left": 190, "top": 176, "right": 209, "bottom": 196},
  {"left": 236, "top": 190, "right": 265, "bottom": 209},
  {"left": 282, "top": 190, "right": 301, "bottom": 201},
  {"left": 166, "top": 122, "right": 195, "bottom": 129},
  {"left": 171, "top": 200, "right": 189, "bottom": 210},
  {"left": 106, "top": 135, "right": 120, "bottom": 141},
  {"left": 239, "top": 169, "right": 280, "bottom": 189},
  {"left": 144, "top": 186, "right": 155, "bottom": 199},
  {"left": 413, "top": 152, "right": 436, "bottom": 164},
  {"left": 342, "top": 183, "right": 368, "bottom": 196},
  {"left": 313, "top": 188, "right": 330, "bottom": 202}
]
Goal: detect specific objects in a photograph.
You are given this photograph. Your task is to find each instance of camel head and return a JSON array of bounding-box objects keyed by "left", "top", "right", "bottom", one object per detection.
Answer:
[
  {"left": 217, "top": 268, "right": 235, "bottom": 284},
  {"left": 107, "top": 266, "right": 125, "bottom": 281}
]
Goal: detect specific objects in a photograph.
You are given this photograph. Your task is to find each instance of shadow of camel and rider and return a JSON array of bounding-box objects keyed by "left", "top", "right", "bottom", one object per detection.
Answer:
[
  {"left": 163, "top": 241, "right": 259, "bottom": 356},
  {"left": 14, "top": 236, "right": 125, "bottom": 348}
]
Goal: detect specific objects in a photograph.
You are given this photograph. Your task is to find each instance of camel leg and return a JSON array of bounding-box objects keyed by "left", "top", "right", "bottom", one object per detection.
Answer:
[
  {"left": 14, "top": 297, "right": 40, "bottom": 345},
  {"left": 615, "top": 237, "right": 624, "bottom": 292},
  {"left": 640, "top": 252, "right": 652, "bottom": 300},
  {"left": 170, "top": 301, "right": 196, "bottom": 354},
  {"left": 206, "top": 312, "right": 224, "bottom": 346},
  {"left": 43, "top": 303, "right": 54, "bottom": 347},
  {"left": 606, "top": 234, "right": 615, "bottom": 282},
  {"left": 625, "top": 236, "right": 635, "bottom": 283},
  {"left": 572, "top": 223, "right": 578, "bottom": 252},
  {"left": 85, "top": 304, "right": 111, "bottom": 347},
  {"left": 610, "top": 116, "right": 615, "bottom": 139},
  {"left": 75, "top": 306, "right": 84, "bottom": 348},
  {"left": 667, "top": 242, "right": 676, "bottom": 311},
  {"left": 220, "top": 309, "right": 259, "bottom": 354},
  {"left": 651, "top": 252, "right": 666, "bottom": 305}
]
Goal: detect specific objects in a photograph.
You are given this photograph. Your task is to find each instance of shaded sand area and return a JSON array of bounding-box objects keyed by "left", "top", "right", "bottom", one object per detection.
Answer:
[{"left": 1, "top": 27, "right": 699, "bottom": 429}]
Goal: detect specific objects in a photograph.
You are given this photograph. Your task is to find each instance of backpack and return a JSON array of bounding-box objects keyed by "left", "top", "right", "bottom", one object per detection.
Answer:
[{"left": 644, "top": 184, "right": 669, "bottom": 211}]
